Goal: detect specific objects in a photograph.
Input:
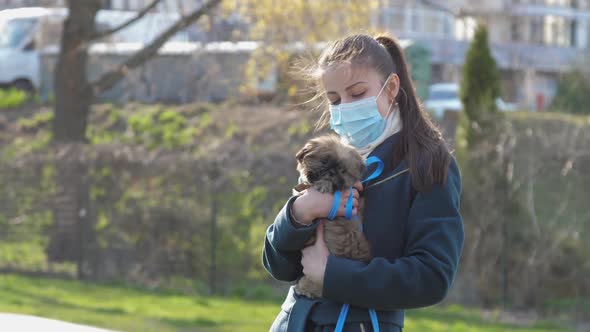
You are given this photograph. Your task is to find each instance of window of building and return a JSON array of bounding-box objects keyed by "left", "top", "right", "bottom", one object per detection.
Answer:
[
  {"left": 546, "top": 0, "right": 574, "bottom": 6},
  {"left": 424, "top": 9, "right": 439, "bottom": 36},
  {"left": 455, "top": 16, "right": 477, "bottom": 41},
  {"left": 411, "top": 6, "right": 422, "bottom": 33},
  {"left": 544, "top": 15, "right": 572, "bottom": 46},
  {"left": 443, "top": 15, "right": 453, "bottom": 37},
  {"left": 531, "top": 17, "right": 544, "bottom": 44},
  {"left": 571, "top": 19, "right": 578, "bottom": 46},
  {"left": 511, "top": 18, "right": 522, "bottom": 42}
]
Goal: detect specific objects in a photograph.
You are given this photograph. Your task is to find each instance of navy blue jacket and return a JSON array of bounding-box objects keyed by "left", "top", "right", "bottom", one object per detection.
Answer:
[{"left": 263, "top": 132, "right": 464, "bottom": 330}]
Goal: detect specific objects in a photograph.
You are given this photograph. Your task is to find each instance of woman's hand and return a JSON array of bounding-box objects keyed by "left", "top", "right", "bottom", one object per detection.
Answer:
[
  {"left": 292, "top": 181, "right": 363, "bottom": 225},
  {"left": 301, "top": 221, "right": 330, "bottom": 285}
]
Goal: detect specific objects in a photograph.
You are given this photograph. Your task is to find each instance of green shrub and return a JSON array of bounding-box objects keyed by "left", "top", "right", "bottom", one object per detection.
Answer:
[
  {"left": 18, "top": 111, "right": 54, "bottom": 131},
  {"left": 0, "top": 88, "right": 28, "bottom": 109},
  {"left": 127, "top": 106, "right": 196, "bottom": 149},
  {"left": 551, "top": 71, "right": 590, "bottom": 115}
]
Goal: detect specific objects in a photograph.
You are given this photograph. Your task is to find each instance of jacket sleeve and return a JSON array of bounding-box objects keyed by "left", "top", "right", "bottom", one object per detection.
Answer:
[
  {"left": 322, "top": 158, "right": 464, "bottom": 310},
  {"left": 262, "top": 196, "right": 319, "bottom": 282}
]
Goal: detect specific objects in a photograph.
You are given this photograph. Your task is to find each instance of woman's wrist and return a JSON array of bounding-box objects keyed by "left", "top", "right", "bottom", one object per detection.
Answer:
[{"left": 291, "top": 196, "right": 314, "bottom": 227}]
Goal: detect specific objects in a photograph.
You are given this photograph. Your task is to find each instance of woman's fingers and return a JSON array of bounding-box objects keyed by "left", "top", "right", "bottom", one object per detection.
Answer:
[
  {"left": 353, "top": 181, "right": 363, "bottom": 193},
  {"left": 336, "top": 197, "right": 358, "bottom": 216},
  {"left": 339, "top": 196, "right": 358, "bottom": 208},
  {"left": 342, "top": 187, "right": 360, "bottom": 200},
  {"left": 336, "top": 206, "right": 358, "bottom": 217}
]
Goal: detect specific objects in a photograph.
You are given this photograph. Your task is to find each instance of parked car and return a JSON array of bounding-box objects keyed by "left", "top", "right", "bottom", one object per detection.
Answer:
[{"left": 424, "top": 83, "right": 517, "bottom": 119}]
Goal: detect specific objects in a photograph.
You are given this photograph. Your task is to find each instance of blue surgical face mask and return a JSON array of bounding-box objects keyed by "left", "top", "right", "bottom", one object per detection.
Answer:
[{"left": 329, "top": 76, "right": 394, "bottom": 148}]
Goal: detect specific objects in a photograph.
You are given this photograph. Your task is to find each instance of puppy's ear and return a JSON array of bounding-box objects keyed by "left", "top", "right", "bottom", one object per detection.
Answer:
[{"left": 296, "top": 141, "right": 315, "bottom": 163}]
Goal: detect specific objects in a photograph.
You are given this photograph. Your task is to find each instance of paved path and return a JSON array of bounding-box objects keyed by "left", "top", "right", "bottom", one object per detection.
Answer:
[{"left": 0, "top": 313, "right": 117, "bottom": 332}]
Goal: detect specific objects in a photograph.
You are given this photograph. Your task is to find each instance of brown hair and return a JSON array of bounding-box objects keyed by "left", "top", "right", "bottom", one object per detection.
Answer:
[{"left": 298, "top": 33, "right": 451, "bottom": 191}]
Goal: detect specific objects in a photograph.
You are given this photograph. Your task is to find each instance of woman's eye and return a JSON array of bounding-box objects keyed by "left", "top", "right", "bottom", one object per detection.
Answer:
[
  {"left": 330, "top": 99, "right": 341, "bottom": 105},
  {"left": 352, "top": 91, "right": 365, "bottom": 98}
]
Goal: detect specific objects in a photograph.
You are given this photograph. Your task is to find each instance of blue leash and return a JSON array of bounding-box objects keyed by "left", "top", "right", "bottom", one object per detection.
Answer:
[
  {"left": 327, "top": 156, "right": 384, "bottom": 332},
  {"left": 327, "top": 156, "right": 384, "bottom": 220},
  {"left": 362, "top": 156, "right": 385, "bottom": 183},
  {"left": 335, "top": 303, "right": 380, "bottom": 332}
]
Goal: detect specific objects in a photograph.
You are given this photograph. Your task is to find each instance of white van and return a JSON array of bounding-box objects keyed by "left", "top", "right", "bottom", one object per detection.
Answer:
[{"left": 0, "top": 7, "right": 189, "bottom": 92}]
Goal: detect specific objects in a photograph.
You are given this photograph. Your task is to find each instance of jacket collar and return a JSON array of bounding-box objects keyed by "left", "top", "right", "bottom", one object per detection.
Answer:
[
  {"left": 368, "top": 131, "right": 401, "bottom": 162},
  {"left": 364, "top": 132, "right": 406, "bottom": 183}
]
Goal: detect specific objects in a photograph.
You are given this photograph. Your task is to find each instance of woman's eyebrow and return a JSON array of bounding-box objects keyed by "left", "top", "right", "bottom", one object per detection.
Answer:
[{"left": 327, "top": 81, "right": 368, "bottom": 94}]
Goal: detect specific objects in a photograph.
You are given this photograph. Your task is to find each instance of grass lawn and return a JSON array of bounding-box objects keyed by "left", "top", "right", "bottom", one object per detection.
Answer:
[{"left": 0, "top": 274, "right": 572, "bottom": 332}]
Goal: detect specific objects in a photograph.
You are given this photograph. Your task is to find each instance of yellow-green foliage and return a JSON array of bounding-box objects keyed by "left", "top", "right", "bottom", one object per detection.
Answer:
[
  {"left": 9, "top": 104, "right": 216, "bottom": 151},
  {"left": 224, "top": 0, "right": 377, "bottom": 101},
  {"left": 506, "top": 109, "right": 590, "bottom": 126},
  {"left": 287, "top": 119, "right": 312, "bottom": 138},
  {"left": 127, "top": 106, "right": 197, "bottom": 149},
  {"left": 17, "top": 111, "right": 53, "bottom": 130},
  {"left": 0, "top": 89, "right": 28, "bottom": 109}
]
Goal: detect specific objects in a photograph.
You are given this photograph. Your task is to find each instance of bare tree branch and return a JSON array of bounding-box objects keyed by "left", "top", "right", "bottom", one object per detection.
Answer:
[
  {"left": 419, "top": 0, "right": 461, "bottom": 17},
  {"left": 89, "top": 0, "right": 162, "bottom": 42},
  {"left": 91, "top": 0, "right": 222, "bottom": 95}
]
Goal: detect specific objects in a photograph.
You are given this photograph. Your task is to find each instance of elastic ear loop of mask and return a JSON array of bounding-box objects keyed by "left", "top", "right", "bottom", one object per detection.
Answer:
[{"left": 377, "top": 74, "right": 396, "bottom": 117}]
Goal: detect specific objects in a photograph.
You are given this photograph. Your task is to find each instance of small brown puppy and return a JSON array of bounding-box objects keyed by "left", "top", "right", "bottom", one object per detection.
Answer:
[{"left": 293, "top": 135, "right": 372, "bottom": 299}]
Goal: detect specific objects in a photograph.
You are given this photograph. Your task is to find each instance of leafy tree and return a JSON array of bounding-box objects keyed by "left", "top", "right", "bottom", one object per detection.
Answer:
[
  {"left": 224, "top": 0, "right": 376, "bottom": 102},
  {"left": 460, "top": 24, "right": 501, "bottom": 143}
]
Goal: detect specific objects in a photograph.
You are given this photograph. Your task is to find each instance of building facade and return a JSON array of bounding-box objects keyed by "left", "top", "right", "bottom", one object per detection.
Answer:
[
  {"left": 0, "top": 0, "right": 200, "bottom": 12},
  {"left": 2, "top": 0, "right": 587, "bottom": 109},
  {"left": 375, "top": 0, "right": 590, "bottom": 110},
  {"left": 0, "top": 0, "right": 63, "bottom": 8},
  {"left": 104, "top": 0, "right": 203, "bottom": 13}
]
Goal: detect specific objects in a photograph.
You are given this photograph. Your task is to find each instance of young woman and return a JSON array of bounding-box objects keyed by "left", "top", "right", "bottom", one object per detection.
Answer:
[{"left": 263, "top": 34, "right": 464, "bottom": 332}]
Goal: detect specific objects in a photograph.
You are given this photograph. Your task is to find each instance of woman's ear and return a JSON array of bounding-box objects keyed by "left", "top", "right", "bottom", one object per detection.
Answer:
[{"left": 388, "top": 74, "right": 400, "bottom": 103}]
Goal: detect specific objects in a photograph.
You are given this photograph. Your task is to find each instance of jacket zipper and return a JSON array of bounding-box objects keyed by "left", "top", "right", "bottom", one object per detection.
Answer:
[{"left": 365, "top": 168, "right": 410, "bottom": 190}]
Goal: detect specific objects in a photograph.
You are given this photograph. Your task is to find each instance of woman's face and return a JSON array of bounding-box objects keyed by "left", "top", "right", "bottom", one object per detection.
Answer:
[{"left": 321, "top": 64, "right": 400, "bottom": 117}]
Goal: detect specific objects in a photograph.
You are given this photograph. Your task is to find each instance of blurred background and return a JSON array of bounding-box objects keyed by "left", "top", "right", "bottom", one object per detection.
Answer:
[{"left": 0, "top": 0, "right": 588, "bottom": 331}]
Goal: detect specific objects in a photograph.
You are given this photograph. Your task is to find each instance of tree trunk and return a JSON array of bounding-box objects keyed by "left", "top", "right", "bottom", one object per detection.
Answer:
[
  {"left": 52, "top": 1, "right": 100, "bottom": 143},
  {"left": 48, "top": 2, "right": 100, "bottom": 277},
  {"left": 47, "top": 154, "right": 95, "bottom": 280},
  {"left": 209, "top": 191, "right": 218, "bottom": 294}
]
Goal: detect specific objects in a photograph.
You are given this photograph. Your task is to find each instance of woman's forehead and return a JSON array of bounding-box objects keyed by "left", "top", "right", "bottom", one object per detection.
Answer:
[{"left": 321, "top": 64, "right": 379, "bottom": 91}]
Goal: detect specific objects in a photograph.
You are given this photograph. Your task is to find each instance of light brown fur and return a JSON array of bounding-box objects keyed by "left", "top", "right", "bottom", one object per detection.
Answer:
[{"left": 294, "top": 135, "right": 372, "bottom": 299}]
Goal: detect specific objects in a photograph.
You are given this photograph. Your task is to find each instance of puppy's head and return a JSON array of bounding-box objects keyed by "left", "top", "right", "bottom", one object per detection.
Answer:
[{"left": 295, "top": 135, "right": 365, "bottom": 191}]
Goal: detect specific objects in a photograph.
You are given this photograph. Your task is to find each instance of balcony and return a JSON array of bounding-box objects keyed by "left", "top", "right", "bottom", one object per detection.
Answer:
[{"left": 508, "top": 3, "right": 590, "bottom": 19}]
